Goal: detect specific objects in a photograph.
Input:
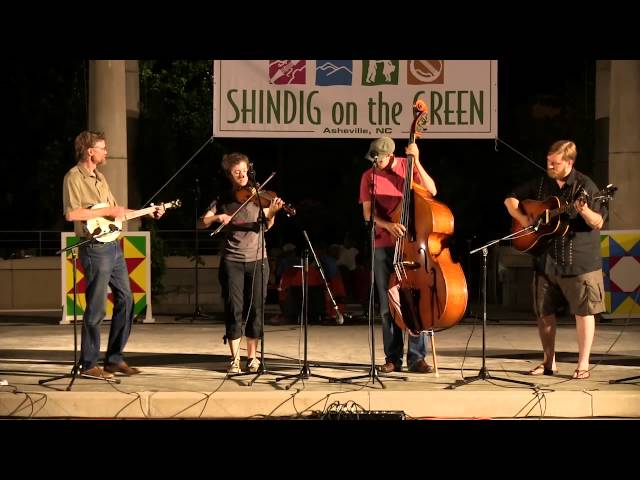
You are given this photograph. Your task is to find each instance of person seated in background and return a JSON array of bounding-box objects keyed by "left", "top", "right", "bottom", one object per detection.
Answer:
[
  {"left": 276, "top": 243, "right": 298, "bottom": 282},
  {"left": 270, "top": 243, "right": 299, "bottom": 325},
  {"left": 352, "top": 252, "right": 371, "bottom": 319},
  {"left": 314, "top": 242, "right": 338, "bottom": 281},
  {"left": 266, "top": 246, "right": 283, "bottom": 304},
  {"left": 277, "top": 242, "right": 346, "bottom": 324},
  {"left": 313, "top": 242, "right": 346, "bottom": 324},
  {"left": 333, "top": 232, "right": 360, "bottom": 302}
]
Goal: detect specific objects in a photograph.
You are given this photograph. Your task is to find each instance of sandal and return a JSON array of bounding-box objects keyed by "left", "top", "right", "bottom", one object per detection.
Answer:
[
  {"left": 572, "top": 369, "right": 591, "bottom": 380},
  {"left": 528, "top": 364, "right": 556, "bottom": 376}
]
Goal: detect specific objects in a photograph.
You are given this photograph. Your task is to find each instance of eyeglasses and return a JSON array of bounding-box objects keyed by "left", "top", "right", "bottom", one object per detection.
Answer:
[
  {"left": 547, "top": 159, "right": 567, "bottom": 166},
  {"left": 92, "top": 145, "right": 107, "bottom": 151}
]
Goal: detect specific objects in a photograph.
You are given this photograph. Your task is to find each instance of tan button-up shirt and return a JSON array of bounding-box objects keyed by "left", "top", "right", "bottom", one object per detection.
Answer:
[{"left": 62, "top": 163, "right": 118, "bottom": 237}]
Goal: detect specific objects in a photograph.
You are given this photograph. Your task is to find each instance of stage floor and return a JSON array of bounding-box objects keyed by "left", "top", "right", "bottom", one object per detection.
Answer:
[{"left": 1, "top": 311, "right": 640, "bottom": 419}]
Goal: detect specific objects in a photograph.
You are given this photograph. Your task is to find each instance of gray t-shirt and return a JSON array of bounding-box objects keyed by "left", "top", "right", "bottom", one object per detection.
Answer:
[{"left": 209, "top": 192, "right": 267, "bottom": 262}]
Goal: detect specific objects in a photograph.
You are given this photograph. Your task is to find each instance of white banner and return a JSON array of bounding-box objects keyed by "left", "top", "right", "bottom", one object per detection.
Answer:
[{"left": 213, "top": 60, "right": 497, "bottom": 139}]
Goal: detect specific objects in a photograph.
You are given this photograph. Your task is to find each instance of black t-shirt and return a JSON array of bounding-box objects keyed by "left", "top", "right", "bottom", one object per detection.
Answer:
[{"left": 507, "top": 169, "right": 607, "bottom": 276}]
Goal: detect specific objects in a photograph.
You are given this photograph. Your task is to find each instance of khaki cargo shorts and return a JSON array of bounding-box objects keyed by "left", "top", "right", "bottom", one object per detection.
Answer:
[{"left": 533, "top": 270, "right": 605, "bottom": 317}]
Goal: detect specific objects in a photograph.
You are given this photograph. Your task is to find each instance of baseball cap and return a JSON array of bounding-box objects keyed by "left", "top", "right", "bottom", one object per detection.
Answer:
[{"left": 365, "top": 136, "right": 395, "bottom": 162}]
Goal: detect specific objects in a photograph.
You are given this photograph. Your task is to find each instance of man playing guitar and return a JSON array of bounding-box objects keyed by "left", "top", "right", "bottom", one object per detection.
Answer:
[{"left": 504, "top": 140, "right": 608, "bottom": 380}]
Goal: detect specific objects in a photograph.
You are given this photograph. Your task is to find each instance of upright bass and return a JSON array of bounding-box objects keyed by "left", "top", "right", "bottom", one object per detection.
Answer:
[{"left": 387, "top": 100, "right": 468, "bottom": 335}]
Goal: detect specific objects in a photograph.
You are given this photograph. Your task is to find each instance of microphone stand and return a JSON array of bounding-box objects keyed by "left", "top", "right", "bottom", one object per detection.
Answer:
[
  {"left": 449, "top": 228, "right": 538, "bottom": 389},
  {"left": 609, "top": 374, "right": 640, "bottom": 384},
  {"left": 274, "top": 232, "right": 344, "bottom": 389},
  {"left": 177, "top": 178, "right": 212, "bottom": 322},
  {"left": 39, "top": 229, "right": 122, "bottom": 389},
  {"left": 219, "top": 170, "right": 285, "bottom": 385},
  {"left": 339, "top": 159, "right": 407, "bottom": 388},
  {"left": 302, "top": 230, "right": 344, "bottom": 326}
]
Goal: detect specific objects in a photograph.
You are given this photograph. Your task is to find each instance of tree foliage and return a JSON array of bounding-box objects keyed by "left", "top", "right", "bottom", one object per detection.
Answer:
[
  {"left": 1, "top": 61, "right": 86, "bottom": 232},
  {"left": 136, "top": 60, "right": 219, "bottom": 230}
]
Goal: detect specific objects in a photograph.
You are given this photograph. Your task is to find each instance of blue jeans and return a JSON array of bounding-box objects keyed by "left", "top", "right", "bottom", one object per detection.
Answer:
[
  {"left": 374, "top": 246, "right": 427, "bottom": 368},
  {"left": 79, "top": 240, "right": 134, "bottom": 369},
  {"left": 219, "top": 258, "right": 269, "bottom": 340}
]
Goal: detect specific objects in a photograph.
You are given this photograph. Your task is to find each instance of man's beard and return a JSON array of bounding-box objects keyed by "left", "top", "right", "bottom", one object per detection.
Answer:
[{"left": 547, "top": 169, "right": 562, "bottom": 179}]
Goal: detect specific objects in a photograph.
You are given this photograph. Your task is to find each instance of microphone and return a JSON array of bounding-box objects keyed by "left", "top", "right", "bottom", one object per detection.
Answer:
[
  {"left": 247, "top": 162, "right": 257, "bottom": 181},
  {"left": 365, "top": 151, "right": 378, "bottom": 164}
]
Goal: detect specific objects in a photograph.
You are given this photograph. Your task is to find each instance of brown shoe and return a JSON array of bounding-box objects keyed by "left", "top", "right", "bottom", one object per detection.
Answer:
[
  {"left": 104, "top": 361, "right": 141, "bottom": 376},
  {"left": 378, "top": 361, "right": 401, "bottom": 373},
  {"left": 80, "top": 365, "right": 114, "bottom": 379},
  {"left": 408, "top": 360, "right": 434, "bottom": 373}
]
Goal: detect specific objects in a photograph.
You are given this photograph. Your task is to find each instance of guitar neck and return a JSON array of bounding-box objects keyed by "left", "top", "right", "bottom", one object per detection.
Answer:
[
  {"left": 123, "top": 205, "right": 161, "bottom": 222},
  {"left": 549, "top": 186, "right": 611, "bottom": 219},
  {"left": 549, "top": 203, "right": 570, "bottom": 219}
]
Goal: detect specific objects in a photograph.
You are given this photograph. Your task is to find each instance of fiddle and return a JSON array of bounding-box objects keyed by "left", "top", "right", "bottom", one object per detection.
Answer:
[{"left": 234, "top": 186, "right": 296, "bottom": 217}]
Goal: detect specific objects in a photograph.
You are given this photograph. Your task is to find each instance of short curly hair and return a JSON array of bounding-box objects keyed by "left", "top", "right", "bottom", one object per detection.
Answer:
[
  {"left": 74, "top": 130, "right": 106, "bottom": 161},
  {"left": 221, "top": 152, "right": 249, "bottom": 172}
]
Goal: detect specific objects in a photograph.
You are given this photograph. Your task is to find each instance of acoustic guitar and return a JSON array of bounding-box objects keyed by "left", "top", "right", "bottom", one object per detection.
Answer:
[
  {"left": 511, "top": 184, "right": 616, "bottom": 254},
  {"left": 85, "top": 199, "right": 182, "bottom": 242}
]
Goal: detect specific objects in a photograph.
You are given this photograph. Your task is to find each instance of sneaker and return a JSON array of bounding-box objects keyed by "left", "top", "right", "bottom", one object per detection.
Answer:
[
  {"left": 246, "top": 357, "right": 260, "bottom": 373},
  {"left": 228, "top": 360, "right": 241, "bottom": 374}
]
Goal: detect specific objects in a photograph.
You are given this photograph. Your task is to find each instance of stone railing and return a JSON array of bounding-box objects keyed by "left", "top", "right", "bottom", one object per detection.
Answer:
[{"left": 0, "top": 255, "right": 223, "bottom": 313}]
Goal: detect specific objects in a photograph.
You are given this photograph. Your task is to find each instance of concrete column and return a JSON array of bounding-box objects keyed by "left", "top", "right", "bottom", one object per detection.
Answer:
[
  {"left": 126, "top": 60, "right": 141, "bottom": 231},
  {"left": 608, "top": 60, "right": 640, "bottom": 229},
  {"left": 593, "top": 60, "right": 610, "bottom": 190},
  {"left": 125, "top": 60, "right": 140, "bottom": 118},
  {"left": 88, "top": 60, "right": 129, "bottom": 225}
]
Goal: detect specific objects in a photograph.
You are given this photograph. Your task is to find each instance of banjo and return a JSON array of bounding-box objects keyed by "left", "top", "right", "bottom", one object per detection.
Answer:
[{"left": 85, "top": 199, "right": 181, "bottom": 242}]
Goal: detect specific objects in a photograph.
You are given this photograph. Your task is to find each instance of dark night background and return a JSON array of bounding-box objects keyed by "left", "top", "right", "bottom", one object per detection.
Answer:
[
  {"left": 0, "top": 58, "right": 597, "bottom": 300},
  {"left": 0, "top": 60, "right": 595, "bottom": 235},
  {"left": 0, "top": 13, "right": 634, "bottom": 446}
]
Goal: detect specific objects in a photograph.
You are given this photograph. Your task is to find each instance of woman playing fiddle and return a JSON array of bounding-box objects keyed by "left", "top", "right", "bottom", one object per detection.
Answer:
[{"left": 197, "top": 152, "right": 284, "bottom": 373}]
